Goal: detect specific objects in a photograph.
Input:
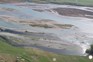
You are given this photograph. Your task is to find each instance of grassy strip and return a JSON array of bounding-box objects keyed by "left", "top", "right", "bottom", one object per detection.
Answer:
[{"left": 32, "top": 0, "right": 93, "bottom": 6}]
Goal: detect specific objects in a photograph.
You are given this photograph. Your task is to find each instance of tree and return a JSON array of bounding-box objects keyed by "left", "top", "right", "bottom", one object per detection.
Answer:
[{"left": 86, "top": 45, "right": 93, "bottom": 55}]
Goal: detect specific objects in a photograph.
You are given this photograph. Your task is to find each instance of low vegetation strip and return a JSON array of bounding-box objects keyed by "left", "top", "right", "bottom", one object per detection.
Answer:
[
  {"left": 32, "top": 0, "right": 93, "bottom": 6},
  {"left": 1, "top": 0, "right": 93, "bottom": 6},
  {"left": 30, "top": 24, "right": 53, "bottom": 28}
]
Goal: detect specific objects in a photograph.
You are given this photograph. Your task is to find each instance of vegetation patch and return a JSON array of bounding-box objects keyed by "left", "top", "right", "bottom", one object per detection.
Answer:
[
  {"left": 31, "top": 0, "right": 93, "bottom": 6},
  {"left": 55, "top": 24, "right": 74, "bottom": 29},
  {"left": 30, "top": 24, "right": 53, "bottom": 28},
  {"left": 86, "top": 45, "right": 93, "bottom": 55}
]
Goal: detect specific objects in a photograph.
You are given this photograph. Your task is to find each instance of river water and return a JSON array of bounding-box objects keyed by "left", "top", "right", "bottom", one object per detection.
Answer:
[{"left": 0, "top": 3, "right": 93, "bottom": 56}]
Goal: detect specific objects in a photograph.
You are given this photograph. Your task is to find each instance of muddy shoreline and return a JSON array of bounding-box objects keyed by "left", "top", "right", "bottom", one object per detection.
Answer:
[{"left": 0, "top": 35, "right": 84, "bottom": 56}]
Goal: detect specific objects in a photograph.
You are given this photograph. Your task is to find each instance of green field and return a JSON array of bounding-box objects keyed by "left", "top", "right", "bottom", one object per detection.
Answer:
[
  {"left": 32, "top": 0, "right": 93, "bottom": 6},
  {"left": 0, "top": 37, "right": 93, "bottom": 62}
]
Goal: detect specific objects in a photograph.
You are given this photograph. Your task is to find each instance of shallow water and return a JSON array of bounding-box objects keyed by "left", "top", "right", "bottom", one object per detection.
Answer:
[
  {"left": 0, "top": 19, "right": 24, "bottom": 29},
  {"left": 30, "top": 45, "right": 84, "bottom": 56},
  {"left": 0, "top": 3, "right": 93, "bottom": 35},
  {"left": 6, "top": 3, "right": 93, "bottom": 34}
]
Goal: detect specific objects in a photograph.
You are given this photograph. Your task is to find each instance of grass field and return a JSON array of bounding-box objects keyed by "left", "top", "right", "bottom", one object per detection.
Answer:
[
  {"left": 32, "top": 0, "right": 93, "bottom": 6},
  {"left": 50, "top": 0, "right": 93, "bottom": 5},
  {"left": 0, "top": 37, "right": 93, "bottom": 62}
]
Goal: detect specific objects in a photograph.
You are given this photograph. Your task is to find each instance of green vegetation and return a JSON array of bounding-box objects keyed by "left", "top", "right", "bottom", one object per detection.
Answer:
[
  {"left": 30, "top": 24, "right": 53, "bottom": 28},
  {"left": 0, "top": 37, "right": 93, "bottom": 62},
  {"left": 1, "top": 0, "right": 93, "bottom": 6},
  {"left": 55, "top": 24, "right": 74, "bottom": 29},
  {"left": 32, "top": 0, "right": 93, "bottom": 6},
  {"left": 86, "top": 45, "right": 93, "bottom": 55}
]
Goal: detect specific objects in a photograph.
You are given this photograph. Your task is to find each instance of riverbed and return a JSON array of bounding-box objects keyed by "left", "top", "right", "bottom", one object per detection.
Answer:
[{"left": 0, "top": 2, "right": 93, "bottom": 56}]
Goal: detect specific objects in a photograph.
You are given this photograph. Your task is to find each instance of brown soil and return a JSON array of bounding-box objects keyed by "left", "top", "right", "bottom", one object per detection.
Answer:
[{"left": 53, "top": 8, "right": 93, "bottom": 18}]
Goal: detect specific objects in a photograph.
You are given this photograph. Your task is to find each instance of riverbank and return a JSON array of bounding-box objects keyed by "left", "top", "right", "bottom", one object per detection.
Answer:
[{"left": 0, "top": 37, "right": 93, "bottom": 62}]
